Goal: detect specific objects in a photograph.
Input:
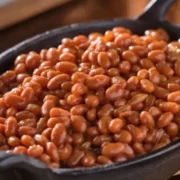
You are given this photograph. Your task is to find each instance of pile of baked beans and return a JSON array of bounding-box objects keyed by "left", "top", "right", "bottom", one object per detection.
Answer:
[{"left": 0, "top": 26, "right": 180, "bottom": 168}]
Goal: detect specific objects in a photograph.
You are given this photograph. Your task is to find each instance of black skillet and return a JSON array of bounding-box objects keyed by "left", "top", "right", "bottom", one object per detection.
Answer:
[{"left": 0, "top": 0, "right": 180, "bottom": 180}]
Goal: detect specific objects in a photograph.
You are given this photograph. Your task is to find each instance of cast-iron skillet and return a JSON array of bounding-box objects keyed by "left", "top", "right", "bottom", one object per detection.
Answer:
[{"left": 0, "top": 0, "right": 180, "bottom": 180}]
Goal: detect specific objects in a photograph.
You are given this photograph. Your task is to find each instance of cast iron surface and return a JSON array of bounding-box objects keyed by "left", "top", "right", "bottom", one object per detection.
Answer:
[{"left": 0, "top": 0, "right": 180, "bottom": 179}]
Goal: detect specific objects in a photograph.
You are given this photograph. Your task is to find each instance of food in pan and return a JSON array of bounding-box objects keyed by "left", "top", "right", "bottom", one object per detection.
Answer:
[{"left": 0, "top": 26, "right": 180, "bottom": 168}]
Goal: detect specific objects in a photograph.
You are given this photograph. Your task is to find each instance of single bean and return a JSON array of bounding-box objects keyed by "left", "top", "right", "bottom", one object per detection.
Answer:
[
  {"left": 97, "top": 156, "right": 112, "bottom": 165},
  {"left": 5, "top": 116, "right": 17, "bottom": 137},
  {"left": 20, "top": 135, "right": 35, "bottom": 147},
  {"left": 51, "top": 123, "right": 67, "bottom": 146},
  {"left": 102, "top": 143, "right": 124, "bottom": 158},
  {"left": 140, "top": 111, "right": 155, "bottom": 129},
  {"left": 41, "top": 100, "right": 55, "bottom": 117},
  {"left": 34, "top": 134, "right": 48, "bottom": 147},
  {"left": 50, "top": 108, "right": 70, "bottom": 117},
  {"left": 4, "top": 94, "right": 25, "bottom": 109},
  {"left": 114, "top": 130, "right": 132, "bottom": 144},
  {"left": 46, "top": 142, "right": 59, "bottom": 162},
  {"left": 27, "top": 145, "right": 44, "bottom": 157},
  {"left": 98, "top": 116, "right": 111, "bottom": 134},
  {"left": 59, "top": 144, "right": 72, "bottom": 160},
  {"left": 71, "top": 115, "right": 87, "bottom": 133},
  {"left": 67, "top": 148, "right": 85, "bottom": 167},
  {"left": 168, "top": 91, "right": 180, "bottom": 103},
  {"left": 108, "top": 118, "right": 124, "bottom": 133},
  {"left": 157, "top": 112, "right": 174, "bottom": 128},
  {"left": 36, "top": 117, "right": 48, "bottom": 134},
  {"left": 159, "top": 102, "right": 179, "bottom": 114},
  {"left": 128, "top": 94, "right": 148, "bottom": 106},
  {"left": 18, "top": 126, "right": 36, "bottom": 137},
  {"left": 106, "top": 84, "right": 124, "bottom": 101},
  {"left": 71, "top": 104, "right": 88, "bottom": 115},
  {"left": 13, "top": 146, "right": 27, "bottom": 154},
  {"left": 8, "top": 136, "right": 20, "bottom": 147}
]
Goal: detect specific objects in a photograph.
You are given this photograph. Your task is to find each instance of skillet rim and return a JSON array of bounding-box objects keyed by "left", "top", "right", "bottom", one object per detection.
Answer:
[{"left": 0, "top": 18, "right": 180, "bottom": 175}]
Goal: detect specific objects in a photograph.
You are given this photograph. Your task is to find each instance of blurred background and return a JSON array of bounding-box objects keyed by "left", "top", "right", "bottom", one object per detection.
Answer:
[{"left": 0, "top": 0, "right": 180, "bottom": 53}]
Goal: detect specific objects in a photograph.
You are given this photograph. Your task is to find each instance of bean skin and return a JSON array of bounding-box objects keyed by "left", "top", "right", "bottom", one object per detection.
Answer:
[
  {"left": 97, "top": 52, "right": 111, "bottom": 69},
  {"left": 85, "top": 95, "right": 99, "bottom": 107},
  {"left": 39, "top": 154, "right": 51, "bottom": 165},
  {"left": 55, "top": 62, "right": 78, "bottom": 74},
  {"left": 115, "top": 33, "right": 132, "bottom": 48},
  {"left": 128, "top": 94, "right": 148, "bottom": 106},
  {"left": 153, "top": 86, "right": 169, "bottom": 99},
  {"left": 59, "top": 144, "right": 72, "bottom": 160},
  {"left": 108, "top": 118, "right": 124, "bottom": 133},
  {"left": 102, "top": 143, "right": 125, "bottom": 158},
  {"left": 140, "top": 79, "right": 155, "bottom": 93},
  {"left": 149, "top": 67, "right": 160, "bottom": 85},
  {"left": 122, "top": 50, "right": 139, "bottom": 64},
  {"left": 159, "top": 102, "right": 179, "bottom": 114},
  {"left": 50, "top": 108, "right": 70, "bottom": 117},
  {"left": 41, "top": 100, "right": 55, "bottom": 117},
  {"left": 0, "top": 124, "right": 5, "bottom": 134},
  {"left": 71, "top": 72, "right": 87, "bottom": 84},
  {"left": 20, "top": 135, "right": 35, "bottom": 147},
  {"left": 27, "top": 145, "right": 43, "bottom": 157},
  {"left": 140, "top": 58, "right": 154, "bottom": 69},
  {"left": 127, "top": 125, "right": 146, "bottom": 143},
  {"left": 47, "top": 74, "right": 70, "bottom": 90},
  {"left": 114, "top": 130, "right": 132, "bottom": 144},
  {"left": 129, "top": 45, "right": 148, "bottom": 57},
  {"left": 70, "top": 104, "right": 88, "bottom": 116},
  {"left": 47, "top": 117, "right": 70, "bottom": 128},
  {"left": 149, "top": 106, "right": 162, "bottom": 118},
  {"left": 4, "top": 94, "right": 25, "bottom": 109},
  {"left": 20, "top": 87, "right": 34, "bottom": 103},
  {"left": 36, "top": 117, "right": 48, "bottom": 134},
  {"left": 46, "top": 142, "right": 60, "bottom": 162},
  {"left": 166, "top": 122, "right": 179, "bottom": 138},
  {"left": 156, "top": 63, "right": 174, "bottom": 77},
  {"left": 13, "top": 146, "right": 27, "bottom": 154},
  {"left": 168, "top": 91, "right": 180, "bottom": 103},
  {"left": 140, "top": 111, "right": 155, "bottom": 129},
  {"left": 86, "top": 75, "right": 110, "bottom": 90},
  {"left": 98, "top": 104, "right": 114, "bottom": 118},
  {"left": 51, "top": 123, "right": 67, "bottom": 146},
  {"left": 71, "top": 115, "right": 87, "bottom": 133},
  {"left": 34, "top": 134, "right": 48, "bottom": 147},
  {"left": 67, "top": 148, "right": 85, "bottom": 167},
  {"left": 5, "top": 116, "right": 17, "bottom": 137},
  {"left": 97, "top": 156, "right": 112, "bottom": 165},
  {"left": 106, "top": 84, "right": 124, "bottom": 101},
  {"left": 157, "top": 112, "right": 174, "bottom": 128},
  {"left": 81, "top": 153, "right": 96, "bottom": 167},
  {"left": 18, "top": 126, "right": 36, "bottom": 137},
  {"left": 123, "top": 144, "right": 135, "bottom": 159},
  {"left": 174, "top": 60, "right": 180, "bottom": 76},
  {"left": 42, "top": 128, "right": 52, "bottom": 140},
  {"left": 168, "top": 83, "right": 180, "bottom": 92},
  {"left": 98, "top": 116, "right": 111, "bottom": 134},
  {"left": 8, "top": 136, "right": 20, "bottom": 147}
]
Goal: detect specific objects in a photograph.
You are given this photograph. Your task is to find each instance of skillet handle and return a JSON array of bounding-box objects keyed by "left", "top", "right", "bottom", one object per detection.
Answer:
[{"left": 137, "top": 0, "right": 176, "bottom": 22}]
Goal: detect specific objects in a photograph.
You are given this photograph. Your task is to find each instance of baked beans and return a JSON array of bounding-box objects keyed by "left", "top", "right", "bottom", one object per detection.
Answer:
[{"left": 0, "top": 27, "right": 180, "bottom": 168}]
